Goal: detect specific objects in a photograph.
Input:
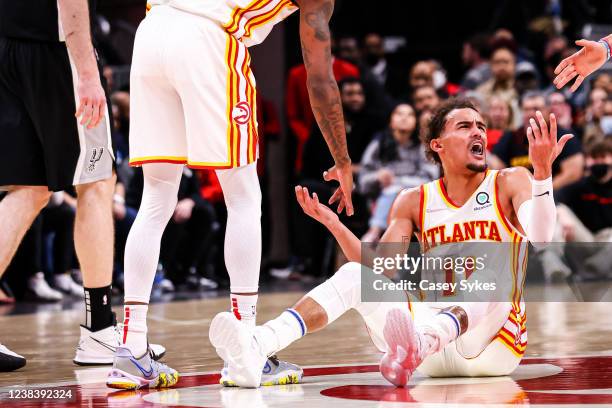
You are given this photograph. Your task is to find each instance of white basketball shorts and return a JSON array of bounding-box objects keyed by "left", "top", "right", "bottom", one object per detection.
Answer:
[{"left": 129, "top": 5, "right": 258, "bottom": 169}]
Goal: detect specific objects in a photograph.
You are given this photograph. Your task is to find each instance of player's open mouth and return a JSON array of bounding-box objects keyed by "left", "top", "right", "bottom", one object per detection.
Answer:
[{"left": 469, "top": 141, "right": 484, "bottom": 158}]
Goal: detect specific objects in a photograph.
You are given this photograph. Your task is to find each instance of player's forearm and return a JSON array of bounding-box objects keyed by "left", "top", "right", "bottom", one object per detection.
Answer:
[
  {"left": 518, "top": 177, "right": 557, "bottom": 244},
  {"left": 307, "top": 77, "right": 351, "bottom": 166},
  {"left": 299, "top": 0, "right": 351, "bottom": 166},
  {"left": 58, "top": 0, "right": 99, "bottom": 79},
  {"left": 327, "top": 219, "right": 362, "bottom": 262}
]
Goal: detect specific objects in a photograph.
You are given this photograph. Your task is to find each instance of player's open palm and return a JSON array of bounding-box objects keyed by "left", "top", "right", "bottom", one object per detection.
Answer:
[
  {"left": 526, "top": 111, "right": 573, "bottom": 178},
  {"left": 554, "top": 39, "right": 607, "bottom": 92},
  {"left": 295, "top": 185, "right": 339, "bottom": 228}
]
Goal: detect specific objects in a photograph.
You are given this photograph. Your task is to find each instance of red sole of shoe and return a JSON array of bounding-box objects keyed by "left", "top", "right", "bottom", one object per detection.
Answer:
[{"left": 379, "top": 308, "right": 419, "bottom": 387}]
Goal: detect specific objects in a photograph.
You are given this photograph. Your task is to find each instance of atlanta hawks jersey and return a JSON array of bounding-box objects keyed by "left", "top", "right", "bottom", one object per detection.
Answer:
[
  {"left": 148, "top": 0, "right": 298, "bottom": 46},
  {"left": 419, "top": 169, "right": 528, "bottom": 358}
]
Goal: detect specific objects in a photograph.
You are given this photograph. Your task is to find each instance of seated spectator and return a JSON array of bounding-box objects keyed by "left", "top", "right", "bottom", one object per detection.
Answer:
[
  {"left": 514, "top": 61, "right": 540, "bottom": 97},
  {"left": 547, "top": 91, "right": 575, "bottom": 134},
  {"left": 359, "top": 104, "right": 439, "bottom": 242},
  {"left": 583, "top": 87, "right": 610, "bottom": 147},
  {"left": 540, "top": 140, "right": 612, "bottom": 281},
  {"left": 490, "top": 91, "right": 584, "bottom": 191},
  {"left": 461, "top": 33, "right": 492, "bottom": 90},
  {"left": 362, "top": 33, "right": 388, "bottom": 86},
  {"left": 476, "top": 45, "right": 520, "bottom": 127},
  {"left": 413, "top": 85, "right": 441, "bottom": 114},
  {"left": 485, "top": 96, "right": 514, "bottom": 150}
]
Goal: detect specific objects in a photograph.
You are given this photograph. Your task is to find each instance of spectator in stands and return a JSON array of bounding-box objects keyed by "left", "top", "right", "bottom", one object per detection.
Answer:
[
  {"left": 583, "top": 87, "right": 610, "bottom": 147},
  {"left": 485, "top": 96, "right": 514, "bottom": 151},
  {"left": 362, "top": 33, "right": 388, "bottom": 86},
  {"left": 413, "top": 85, "right": 441, "bottom": 114},
  {"left": 285, "top": 51, "right": 359, "bottom": 174},
  {"left": 547, "top": 91, "right": 575, "bottom": 133},
  {"left": 461, "top": 33, "right": 492, "bottom": 90},
  {"left": 302, "top": 77, "right": 385, "bottom": 179},
  {"left": 490, "top": 91, "right": 584, "bottom": 190},
  {"left": 359, "top": 103, "right": 439, "bottom": 242},
  {"left": 336, "top": 36, "right": 394, "bottom": 122},
  {"left": 541, "top": 140, "right": 612, "bottom": 281},
  {"left": 514, "top": 61, "right": 540, "bottom": 97},
  {"left": 476, "top": 45, "right": 520, "bottom": 127}
]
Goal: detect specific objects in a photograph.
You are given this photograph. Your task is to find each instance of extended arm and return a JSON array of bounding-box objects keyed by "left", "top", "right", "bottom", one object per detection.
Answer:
[
  {"left": 503, "top": 112, "right": 573, "bottom": 244},
  {"left": 297, "top": 0, "right": 354, "bottom": 215},
  {"left": 58, "top": 0, "right": 106, "bottom": 129},
  {"left": 554, "top": 34, "right": 612, "bottom": 92}
]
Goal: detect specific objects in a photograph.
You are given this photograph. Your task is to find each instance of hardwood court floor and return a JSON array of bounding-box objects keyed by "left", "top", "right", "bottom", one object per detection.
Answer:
[{"left": 1, "top": 293, "right": 612, "bottom": 407}]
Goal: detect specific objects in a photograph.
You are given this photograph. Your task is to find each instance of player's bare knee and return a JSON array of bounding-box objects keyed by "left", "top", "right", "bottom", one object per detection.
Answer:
[
  {"left": 23, "top": 186, "right": 52, "bottom": 210},
  {"left": 75, "top": 176, "right": 115, "bottom": 203}
]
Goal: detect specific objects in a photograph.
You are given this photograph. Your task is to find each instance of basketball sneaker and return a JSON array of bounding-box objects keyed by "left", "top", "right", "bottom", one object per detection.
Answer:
[
  {"left": 210, "top": 312, "right": 303, "bottom": 388},
  {"left": 0, "top": 343, "right": 26, "bottom": 372},
  {"left": 379, "top": 308, "right": 426, "bottom": 387},
  {"left": 106, "top": 347, "right": 179, "bottom": 390},
  {"left": 219, "top": 355, "right": 302, "bottom": 387},
  {"left": 74, "top": 324, "right": 166, "bottom": 365}
]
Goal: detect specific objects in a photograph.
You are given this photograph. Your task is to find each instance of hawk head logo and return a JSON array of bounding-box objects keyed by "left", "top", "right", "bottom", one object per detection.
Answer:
[{"left": 232, "top": 102, "right": 251, "bottom": 125}]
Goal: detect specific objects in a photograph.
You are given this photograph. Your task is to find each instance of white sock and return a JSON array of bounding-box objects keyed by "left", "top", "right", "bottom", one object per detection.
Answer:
[
  {"left": 231, "top": 293, "right": 258, "bottom": 326},
  {"left": 418, "top": 312, "right": 460, "bottom": 355},
  {"left": 122, "top": 304, "right": 148, "bottom": 357},
  {"left": 254, "top": 309, "right": 306, "bottom": 357}
]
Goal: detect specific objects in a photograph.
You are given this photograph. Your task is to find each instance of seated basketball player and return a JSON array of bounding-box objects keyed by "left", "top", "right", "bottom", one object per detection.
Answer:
[{"left": 209, "top": 98, "right": 572, "bottom": 387}]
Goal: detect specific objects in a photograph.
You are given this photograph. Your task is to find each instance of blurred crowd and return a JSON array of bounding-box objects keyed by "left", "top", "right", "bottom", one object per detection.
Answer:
[{"left": 1, "top": 11, "right": 611, "bottom": 305}]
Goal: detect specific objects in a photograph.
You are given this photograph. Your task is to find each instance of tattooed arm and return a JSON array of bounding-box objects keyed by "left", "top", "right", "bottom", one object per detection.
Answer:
[{"left": 295, "top": 0, "right": 354, "bottom": 215}]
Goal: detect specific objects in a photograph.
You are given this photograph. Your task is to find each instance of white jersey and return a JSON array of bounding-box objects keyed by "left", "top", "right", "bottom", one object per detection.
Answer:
[
  {"left": 149, "top": 0, "right": 298, "bottom": 46},
  {"left": 419, "top": 170, "right": 528, "bottom": 358}
]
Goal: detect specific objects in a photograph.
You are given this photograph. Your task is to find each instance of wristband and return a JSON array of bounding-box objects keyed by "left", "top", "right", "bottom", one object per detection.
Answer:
[
  {"left": 599, "top": 39, "right": 611, "bottom": 62},
  {"left": 532, "top": 176, "right": 553, "bottom": 198}
]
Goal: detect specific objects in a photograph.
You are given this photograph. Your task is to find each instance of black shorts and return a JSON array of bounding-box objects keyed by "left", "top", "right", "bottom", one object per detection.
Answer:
[{"left": 0, "top": 37, "right": 114, "bottom": 192}]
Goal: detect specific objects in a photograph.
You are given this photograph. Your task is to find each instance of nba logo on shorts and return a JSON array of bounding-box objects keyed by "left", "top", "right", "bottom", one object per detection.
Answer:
[{"left": 232, "top": 101, "right": 251, "bottom": 125}]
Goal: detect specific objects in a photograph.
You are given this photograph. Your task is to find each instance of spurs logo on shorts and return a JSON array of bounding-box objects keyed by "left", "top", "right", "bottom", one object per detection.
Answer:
[
  {"left": 88, "top": 147, "right": 104, "bottom": 173},
  {"left": 232, "top": 102, "right": 251, "bottom": 125}
]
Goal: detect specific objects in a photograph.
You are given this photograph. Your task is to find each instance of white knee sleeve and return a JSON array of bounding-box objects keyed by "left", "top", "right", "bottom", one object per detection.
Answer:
[
  {"left": 307, "top": 262, "right": 363, "bottom": 324},
  {"left": 216, "top": 163, "right": 262, "bottom": 293},
  {"left": 124, "top": 164, "right": 183, "bottom": 303}
]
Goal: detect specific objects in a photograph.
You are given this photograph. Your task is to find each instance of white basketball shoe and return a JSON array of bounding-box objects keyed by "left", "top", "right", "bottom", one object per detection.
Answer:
[
  {"left": 210, "top": 312, "right": 303, "bottom": 388},
  {"left": 74, "top": 324, "right": 165, "bottom": 366}
]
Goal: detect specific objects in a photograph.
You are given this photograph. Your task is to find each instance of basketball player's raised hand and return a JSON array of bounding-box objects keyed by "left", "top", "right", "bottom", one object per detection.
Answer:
[
  {"left": 554, "top": 39, "right": 608, "bottom": 92},
  {"left": 323, "top": 164, "right": 355, "bottom": 216},
  {"left": 295, "top": 185, "right": 339, "bottom": 227},
  {"left": 526, "top": 111, "right": 573, "bottom": 179},
  {"left": 75, "top": 74, "right": 106, "bottom": 129}
]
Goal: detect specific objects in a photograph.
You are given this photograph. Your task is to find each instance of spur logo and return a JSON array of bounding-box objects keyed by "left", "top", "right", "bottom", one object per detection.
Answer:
[{"left": 87, "top": 147, "right": 104, "bottom": 173}]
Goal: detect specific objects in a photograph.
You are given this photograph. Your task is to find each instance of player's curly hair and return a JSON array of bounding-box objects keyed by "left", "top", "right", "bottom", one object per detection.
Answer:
[{"left": 421, "top": 98, "right": 480, "bottom": 164}]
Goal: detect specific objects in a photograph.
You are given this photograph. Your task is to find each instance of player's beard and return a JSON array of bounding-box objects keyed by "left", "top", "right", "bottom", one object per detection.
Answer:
[{"left": 466, "top": 162, "right": 488, "bottom": 173}]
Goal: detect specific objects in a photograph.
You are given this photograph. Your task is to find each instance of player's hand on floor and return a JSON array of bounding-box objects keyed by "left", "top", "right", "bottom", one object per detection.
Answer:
[
  {"left": 323, "top": 163, "right": 354, "bottom": 216},
  {"left": 554, "top": 39, "right": 608, "bottom": 92},
  {"left": 295, "top": 185, "right": 339, "bottom": 227},
  {"left": 526, "top": 112, "right": 573, "bottom": 178},
  {"left": 75, "top": 74, "right": 106, "bottom": 129}
]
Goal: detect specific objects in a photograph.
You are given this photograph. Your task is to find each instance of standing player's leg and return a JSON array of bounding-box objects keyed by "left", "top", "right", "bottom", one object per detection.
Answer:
[
  {"left": 107, "top": 163, "right": 182, "bottom": 390},
  {"left": 215, "top": 163, "right": 262, "bottom": 326},
  {"left": 108, "top": 6, "right": 186, "bottom": 388}
]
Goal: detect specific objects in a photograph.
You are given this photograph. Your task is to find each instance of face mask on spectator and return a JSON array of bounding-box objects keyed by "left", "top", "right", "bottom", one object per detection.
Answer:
[
  {"left": 589, "top": 163, "right": 610, "bottom": 181},
  {"left": 600, "top": 115, "right": 612, "bottom": 135}
]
